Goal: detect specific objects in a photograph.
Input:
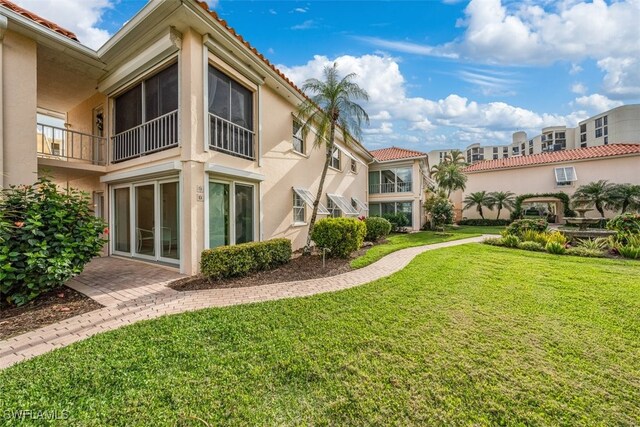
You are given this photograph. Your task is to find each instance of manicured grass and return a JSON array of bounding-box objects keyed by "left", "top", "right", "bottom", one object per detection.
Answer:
[
  {"left": 1, "top": 245, "right": 638, "bottom": 425},
  {"left": 351, "top": 225, "right": 504, "bottom": 268}
]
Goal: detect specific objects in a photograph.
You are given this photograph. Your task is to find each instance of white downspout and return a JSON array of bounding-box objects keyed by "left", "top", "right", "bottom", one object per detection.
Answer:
[{"left": 0, "top": 16, "right": 7, "bottom": 188}]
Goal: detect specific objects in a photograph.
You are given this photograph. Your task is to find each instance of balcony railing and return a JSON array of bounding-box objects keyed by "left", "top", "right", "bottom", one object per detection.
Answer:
[
  {"left": 112, "top": 110, "right": 179, "bottom": 163},
  {"left": 542, "top": 143, "right": 566, "bottom": 153},
  {"left": 209, "top": 113, "right": 255, "bottom": 160},
  {"left": 37, "top": 123, "right": 106, "bottom": 166},
  {"left": 369, "top": 181, "right": 412, "bottom": 194}
]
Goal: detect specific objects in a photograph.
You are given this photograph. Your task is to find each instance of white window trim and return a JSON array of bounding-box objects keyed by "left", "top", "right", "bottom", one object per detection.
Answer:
[
  {"left": 327, "top": 193, "right": 359, "bottom": 216},
  {"left": 352, "top": 196, "right": 369, "bottom": 212},
  {"left": 293, "top": 192, "right": 306, "bottom": 225},
  {"left": 554, "top": 166, "right": 577, "bottom": 185},
  {"left": 293, "top": 187, "right": 330, "bottom": 215}
]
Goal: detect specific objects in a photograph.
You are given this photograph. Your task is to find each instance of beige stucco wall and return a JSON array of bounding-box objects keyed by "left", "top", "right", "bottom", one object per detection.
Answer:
[
  {"left": 369, "top": 159, "right": 426, "bottom": 230},
  {"left": 2, "top": 30, "right": 37, "bottom": 186},
  {"left": 460, "top": 155, "right": 640, "bottom": 220}
]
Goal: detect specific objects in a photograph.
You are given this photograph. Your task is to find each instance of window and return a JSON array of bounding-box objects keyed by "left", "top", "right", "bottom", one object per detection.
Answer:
[
  {"left": 327, "top": 194, "right": 359, "bottom": 216},
  {"left": 327, "top": 197, "right": 341, "bottom": 217},
  {"left": 580, "top": 134, "right": 587, "bottom": 143},
  {"left": 350, "top": 159, "right": 357, "bottom": 173},
  {"left": 369, "top": 168, "right": 412, "bottom": 193},
  {"left": 604, "top": 136, "right": 609, "bottom": 145},
  {"left": 554, "top": 166, "right": 577, "bottom": 186},
  {"left": 209, "top": 181, "right": 255, "bottom": 248},
  {"left": 595, "top": 117, "right": 602, "bottom": 128},
  {"left": 603, "top": 115, "right": 608, "bottom": 125},
  {"left": 293, "top": 192, "right": 305, "bottom": 223},
  {"left": 113, "top": 63, "right": 179, "bottom": 162},
  {"left": 292, "top": 187, "right": 330, "bottom": 214},
  {"left": 329, "top": 146, "right": 340, "bottom": 170},
  {"left": 493, "top": 154, "right": 499, "bottom": 160},
  {"left": 493, "top": 147, "right": 499, "bottom": 153},
  {"left": 529, "top": 147, "right": 533, "bottom": 155},
  {"left": 292, "top": 120, "right": 304, "bottom": 153},
  {"left": 208, "top": 66, "right": 254, "bottom": 159},
  {"left": 604, "top": 126, "right": 608, "bottom": 136},
  {"left": 369, "top": 201, "right": 413, "bottom": 227},
  {"left": 555, "top": 132, "right": 565, "bottom": 139},
  {"left": 580, "top": 124, "right": 587, "bottom": 133},
  {"left": 595, "top": 128, "right": 603, "bottom": 138},
  {"left": 352, "top": 197, "right": 368, "bottom": 213}
]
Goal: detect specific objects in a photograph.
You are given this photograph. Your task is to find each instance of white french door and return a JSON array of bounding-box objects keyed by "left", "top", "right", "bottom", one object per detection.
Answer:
[{"left": 111, "top": 179, "right": 180, "bottom": 264}]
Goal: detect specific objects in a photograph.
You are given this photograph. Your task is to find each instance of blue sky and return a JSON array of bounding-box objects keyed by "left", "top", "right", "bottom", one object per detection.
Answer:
[{"left": 13, "top": 0, "right": 640, "bottom": 152}]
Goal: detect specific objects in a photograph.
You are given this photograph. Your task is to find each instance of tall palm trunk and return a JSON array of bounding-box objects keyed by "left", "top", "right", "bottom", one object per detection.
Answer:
[
  {"left": 304, "top": 122, "right": 336, "bottom": 254},
  {"left": 477, "top": 205, "right": 484, "bottom": 219},
  {"left": 496, "top": 207, "right": 501, "bottom": 220}
]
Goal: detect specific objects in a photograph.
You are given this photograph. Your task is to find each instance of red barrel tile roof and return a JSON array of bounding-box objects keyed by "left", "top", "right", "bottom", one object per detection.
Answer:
[
  {"left": 0, "top": 0, "right": 78, "bottom": 41},
  {"left": 463, "top": 143, "right": 640, "bottom": 173},
  {"left": 370, "top": 146, "right": 427, "bottom": 162}
]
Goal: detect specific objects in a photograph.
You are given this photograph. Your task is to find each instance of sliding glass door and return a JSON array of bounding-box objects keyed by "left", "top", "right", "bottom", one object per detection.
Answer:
[
  {"left": 208, "top": 180, "right": 255, "bottom": 249},
  {"left": 112, "top": 179, "right": 180, "bottom": 264}
]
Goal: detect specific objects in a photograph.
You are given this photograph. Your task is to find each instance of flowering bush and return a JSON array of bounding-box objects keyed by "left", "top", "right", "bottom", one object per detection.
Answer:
[
  {"left": 0, "top": 178, "right": 107, "bottom": 306},
  {"left": 607, "top": 213, "right": 640, "bottom": 241}
]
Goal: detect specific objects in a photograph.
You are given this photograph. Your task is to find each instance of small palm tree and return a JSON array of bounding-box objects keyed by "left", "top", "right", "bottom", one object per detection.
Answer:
[
  {"left": 573, "top": 180, "right": 615, "bottom": 217},
  {"left": 444, "top": 149, "right": 466, "bottom": 166},
  {"left": 488, "top": 191, "right": 516, "bottom": 219},
  {"left": 464, "top": 191, "right": 494, "bottom": 219},
  {"left": 609, "top": 184, "right": 640, "bottom": 213},
  {"left": 297, "top": 63, "right": 369, "bottom": 253},
  {"left": 433, "top": 163, "right": 467, "bottom": 197}
]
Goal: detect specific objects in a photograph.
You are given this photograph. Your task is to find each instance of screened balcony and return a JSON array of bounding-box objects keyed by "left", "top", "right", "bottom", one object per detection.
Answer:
[
  {"left": 37, "top": 123, "right": 107, "bottom": 166},
  {"left": 369, "top": 168, "right": 413, "bottom": 194},
  {"left": 112, "top": 110, "right": 178, "bottom": 162}
]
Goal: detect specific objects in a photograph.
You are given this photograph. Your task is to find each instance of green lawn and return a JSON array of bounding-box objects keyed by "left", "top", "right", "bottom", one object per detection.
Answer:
[
  {"left": 1, "top": 244, "right": 638, "bottom": 426},
  {"left": 351, "top": 225, "right": 504, "bottom": 268}
]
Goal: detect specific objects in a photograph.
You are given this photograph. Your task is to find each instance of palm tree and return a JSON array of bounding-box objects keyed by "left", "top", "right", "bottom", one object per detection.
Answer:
[
  {"left": 445, "top": 149, "right": 466, "bottom": 166},
  {"left": 433, "top": 163, "right": 467, "bottom": 197},
  {"left": 488, "top": 191, "right": 516, "bottom": 220},
  {"left": 573, "top": 180, "right": 615, "bottom": 217},
  {"left": 608, "top": 184, "right": 640, "bottom": 213},
  {"left": 297, "top": 63, "right": 369, "bottom": 253},
  {"left": 464, "top": 191, "right": 494, "bottom": 219}
]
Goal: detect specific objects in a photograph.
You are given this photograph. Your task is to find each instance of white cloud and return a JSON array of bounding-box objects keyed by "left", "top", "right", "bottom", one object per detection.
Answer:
[
  {"left": 571, "top": 83, "right": 587, "bottom": 95},
  {"left": 569, "top": 63, "right": 583, "bottom": 75},
  {"left": 293, "top": 7, "right": 307, "bottom": 13},
  {"left": 353, "top": 36, "right": 456, "bottom": 58},
  {"left": 12, "top": 0, "right": 113, "bottom": 49},
  {"left": 574, "top": 94, "right": 624, "bottom": 113},
  {"left": 597, "top": 57, "right": 640, "bottom": 98},
  {"left": 291, "top": 20, "right": 315, "bottom": 30},
  {"left": 279, "top": 54, "right": 583, "bottom": 149}
]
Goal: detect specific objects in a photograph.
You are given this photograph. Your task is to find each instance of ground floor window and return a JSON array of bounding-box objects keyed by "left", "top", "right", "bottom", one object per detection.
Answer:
[
  {"left": 293, "top": 192, "right": 306, "bottom": 223},
  {"left": 208, "top": 179, "right": 256, "bottom": 248},
  {"left": 370, "top": 201, "right": 413, "bottom": 227},
  {"left": 111, "top": 179, "right": 180, "bottom": 263}
]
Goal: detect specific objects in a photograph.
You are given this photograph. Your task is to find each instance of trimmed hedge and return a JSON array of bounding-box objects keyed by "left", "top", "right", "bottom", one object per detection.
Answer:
[
  {"left": 311, "top": 217, "right": 366, "bottom": 258},
  {"left": 201, "top": 238, "right": 292, "bottom": 280},
  {"left": 505, "top": 219, "right": 548, "bottom": 236},
  {"left": 381, "top": 213, "right": 410, "bottom": 232},
  {"left": 364, "top": 217, "right": 392, "bottom": 242},
  {"left": 510, "top": 192, "right": 575, "bottom": 221},
  {"left": 458, "top": 219, "right": 510, "bottom": 226}
]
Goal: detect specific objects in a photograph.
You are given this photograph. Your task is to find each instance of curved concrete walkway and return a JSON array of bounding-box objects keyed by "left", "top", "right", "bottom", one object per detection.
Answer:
[{"left": 0, "top": 235, "right": 489, "bottom": 369}]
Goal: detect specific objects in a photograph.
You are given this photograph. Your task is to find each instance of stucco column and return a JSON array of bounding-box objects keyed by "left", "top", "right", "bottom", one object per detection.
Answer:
[
  {"left": 178, "top": 28, "right": 205, "bottom": 275},
  {"left": 0, "top": 17, "right": 7, "bottom": 188}
]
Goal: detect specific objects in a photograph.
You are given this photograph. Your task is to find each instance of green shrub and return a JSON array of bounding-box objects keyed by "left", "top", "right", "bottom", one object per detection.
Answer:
[
  {"left": 607, "top": 213, "right": 640, "bottom": 241},
  {"left": 577, "top": 238, "right": 609, "bottom": 251},
  {"left": 381, "top": 213, "right": 410, "bottom": 232},
  {"left": 546, "top": 231, "right": 568, "bottom": 245},
  {"left": 458, "top": 219, "right": 510, "bottom": 226},
  {"left": 521, "top": 230, "right": 549, "bottom": 245},
  {"left": 566, "top": 247, "right": 604, "bottom": 258},
  {"left": 505, "top": 219, "right": 548, "bottom": 237},
  {"left": 364, "top": 217, "right": 392, "bottom": 242},
  {"left": 545, "top": 241, "right": 566, "bottom": 255},
  {"left": 483, "top": 237, "right": 505, "bottom": 246},
  {"left": 0, "top": 177, "right": 107, "bottom": 306},
  {"left": 424, "top": 193, "right": 454, "bottom": 230},
  {"left": 312, "top": 217, "right": 366, "bottom": 258},
  {"left": 201, "top": 238, "right": 292, "bottom": 280},
  {"left": 617, "top": 245, "right": 640, "bottom": 259},
  {"left": 502, "top": 234, "right": 520, "bottom": 248},
  {"left": 517, "top": 241, "right": 545, "bottom": 252}
]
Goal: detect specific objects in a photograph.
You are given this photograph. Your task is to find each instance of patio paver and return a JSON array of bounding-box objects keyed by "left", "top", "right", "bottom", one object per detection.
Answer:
[{"left": 0, "top": 235, "right": 489, "bottom": 369}]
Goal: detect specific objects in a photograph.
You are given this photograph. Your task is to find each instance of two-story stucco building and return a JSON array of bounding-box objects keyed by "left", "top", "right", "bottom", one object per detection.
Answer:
[
  {"left": 368, "top": 147, "right": 432, "bottom": 230},
  {"left": 0, "top": 0, "right": 373, "bottom": 275}
]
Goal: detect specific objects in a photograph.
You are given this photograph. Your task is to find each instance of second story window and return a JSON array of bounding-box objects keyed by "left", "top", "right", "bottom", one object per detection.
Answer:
[
  {"left": 292, "top": 120, "right": 304, "bottom": 153},
  {"left": 113, "top": 62, "right": 179, "bottom": 163},
  {"left": 350, "top": 159, "right": 357, "bottom": 173},
  {"left": 369, "top": 167, "right": 412, "bottom": 194},
  {"left": 208, "top": 66, "right": 255, "bottom": 159},
  {"left": 329, "top": 146, "right": 341, "bottom": 170}
]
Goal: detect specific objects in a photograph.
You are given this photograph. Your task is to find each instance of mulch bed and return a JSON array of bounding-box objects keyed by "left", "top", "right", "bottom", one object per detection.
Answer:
[
  {"left": 170, "top": 243, "right": 380, "bottom": 292},
  {"left": 0, "top": 287, "right": 103, "bottom": 340}
]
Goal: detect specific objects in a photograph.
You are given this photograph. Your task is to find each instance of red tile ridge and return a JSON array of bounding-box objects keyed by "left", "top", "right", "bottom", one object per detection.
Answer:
[{"left": 0, "top": 0, "right": 78, "bottom": 41}]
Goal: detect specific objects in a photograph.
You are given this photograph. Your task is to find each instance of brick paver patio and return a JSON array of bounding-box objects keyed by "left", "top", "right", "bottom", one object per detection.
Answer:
[{"left": 0, "top": 236, "right": 488, "bottom": 369}]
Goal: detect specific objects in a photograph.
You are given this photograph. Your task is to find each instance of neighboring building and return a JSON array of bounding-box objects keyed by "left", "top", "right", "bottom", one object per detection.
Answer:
[
  {"left": 454, "top": 144, "right": 640, "bottom": 222},
  {"left": 368, "top": 147, "right": 432, "bottom": 230},
  {"left": 0, "top": 0, "right": 373, "bottom": 275},
  {"left": 427, "top": 104, "right": 640, "bottom": 166}
]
